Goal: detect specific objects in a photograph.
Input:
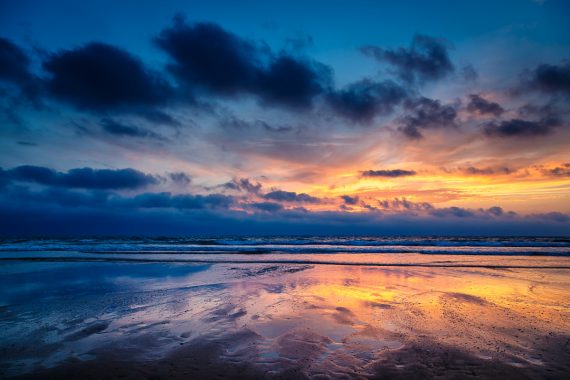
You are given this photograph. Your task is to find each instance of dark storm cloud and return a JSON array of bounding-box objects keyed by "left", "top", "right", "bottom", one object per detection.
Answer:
[
  {"left": 341, "top": 195, "right": 360, "bottom": 205},
  {"left": 361, "top": 34, "right": 454, "bottom": 84},
  {"left": 155, "top": 18, "right": 331, "bottom": 108},
  {"left": 257, "top": 55, "right": 330, "bottom": 108},
  {"left": 362, "top": 169, "right": 417, "bottom": 178},
  {"left": 2, "top": 165, "right": 159, "bottom": 189},
  {"left": 399, "top": 97, "right": 458, "bottom": 139},
  {"left": 327, "top": 79, "right": 408, "bottom": 122},
  {"left": 155, "top": 20, "right": 261, "bottom": 94},
  {"left": 526, "top": 62, "right": 570, "bottom": 95},
  {"left": 466, "top": 94, "right": 504, "bottom": 116},
  {"left": 0, "top": 37, "right": 40, "bottom": 101},
  {"left": 484, "top": 117, "right": 559, "bottom": 138},
  {"left": 263, "top": 190, "right": 320, "bottom": 203},
  {"left": 99, "top": 118, "right": 165, "bottom": 140},
  {"left": 43, "top": 42, "right": 173, "bottom": 112}
]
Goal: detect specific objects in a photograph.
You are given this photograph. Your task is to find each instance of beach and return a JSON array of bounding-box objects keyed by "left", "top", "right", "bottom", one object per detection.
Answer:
[{"left": 1, "top": 239, "right": 569, "bottom": 379}]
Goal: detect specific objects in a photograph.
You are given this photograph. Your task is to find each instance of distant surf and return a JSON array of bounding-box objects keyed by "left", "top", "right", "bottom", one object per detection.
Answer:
[{"left": 1, "top": 236, "right": 570, "bottom": 268}]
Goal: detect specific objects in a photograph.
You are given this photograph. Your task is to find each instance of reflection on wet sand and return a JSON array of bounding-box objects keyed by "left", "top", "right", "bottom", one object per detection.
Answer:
[{"left": 1, "top": 262, "right": 569, "bottom": 379}]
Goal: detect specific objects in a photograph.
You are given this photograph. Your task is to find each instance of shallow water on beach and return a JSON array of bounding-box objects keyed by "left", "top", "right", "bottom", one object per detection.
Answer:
[{"left": 1, "top": 243, "right": 570, "bottom": 379}]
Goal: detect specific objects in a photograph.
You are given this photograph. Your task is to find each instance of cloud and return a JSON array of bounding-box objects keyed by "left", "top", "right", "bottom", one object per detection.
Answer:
[
  {"left": 3, "top": 165, "right": 159, "bottom": 189},
  {"left": 525, "top": 62, "right": 570, "bottom": 95},
  {"left": 168, "top": 172, "right": 192, "bottom": 184},
  {"left": 0, "top": 37, "right": 40, "bottom": 101},
  {"left": 118, "top": 192, "right": 233, "bottom": 210},
  {"left": 258, "top": 55, "right": 330, "bottom": 108},
  {"left": 327, "top": 79, "right": 408, "bottom": 122},
  {"left": 155, "top": 19, "right": 261, "bottom": 94},
  {"left": 377, "top": 197, "right": 433, "bottom": 211},
  {"left": 43, "top": 42, "right": 173, "bottom": 112},
  {"left": 341, "top": 195, "right": 360, "bottom": 205},
  {"left": 540, "top": 163, "right": 570, "bottom": 177},
  {"left": 0, "top": 174, "right": 568, "bottom": 236},
  {"left": 249, "top": 201, "right": 283, "bottom": 212},
  {"left": 361, "top": 34, "right": 454, "bottom": 84},
  {"left": 222, "top": 178, "right": 263, "bottom": 194},
  {"left": 527, "top": 211, "right": 569, "bottom": 223},
  {"left": 399, "top": 97, "right": 458, "bottom": 139},
  {"left": 155, "top": 17, "right": 331, "bottom": 108},
  {"left": 429, "top": 206, "right": 474, "bottom": 218},
  {"left": 461, "top": 166, "right": 512, "bottom": 175},
  {"left": 362, "top": 169, "right": 417, "bottom": 178},
  {"left": 484, "top": 117, "right": 559, "bottom": 138},
  {"left": 99, "top": 118, "right": 165, "bottom": 140},
  {"left": 466, "top": 94, "right": 504, "bottom": 116},
  {"left": 263, "top": 190, "right": 321, "bottom": 203}
]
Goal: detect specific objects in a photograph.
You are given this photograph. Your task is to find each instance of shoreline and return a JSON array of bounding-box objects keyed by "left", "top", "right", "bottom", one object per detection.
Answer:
[{"left": 2, "top": 261, "right": 569, "bottom": 379}]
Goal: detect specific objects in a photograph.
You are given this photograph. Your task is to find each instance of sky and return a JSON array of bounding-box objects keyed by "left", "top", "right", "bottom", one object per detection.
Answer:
[{"left": 0, "top": 0, "right": 569, "bottom": 235}]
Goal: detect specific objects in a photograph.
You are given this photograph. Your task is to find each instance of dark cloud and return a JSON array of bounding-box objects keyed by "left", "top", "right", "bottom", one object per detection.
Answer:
[
  {"left": 362, "top": 169, "right": 417, "bottom": 178},
  {"left": 155, "top": 19, "right": 261, "bottom": 94},
  {"left": 461, "top": 166, "right": 512, "bottom": 175},
  {"left": 399, "top": 97, "right": 458, "bottom": 139},
  {"left": 361, "top": 34, "right": 454, "bottom": 84},
  {"left": 466, "top": 94, "right": 504, "bottom": 116},
  {"left": 378, "top": 198, "right": 433, "bottom": 211},
  {"left": 527, "top": 212, "right": 570, "bottom": 223},
  {"left": 223, "top": 178, "right": 262, "bottom": 194},
  {"left": 168, "top": 172, "right": 192, "bottom": 184},
  {"left": 3, "top": 165, "right": 159, "bottom": 189},
  {"left": 99, "top": 118, "right": 165, "bottom": 140},
  {"left": 4, "top": 184, "right": 110, "bottom": 208},
  {"left": 429, "top": 206, "right": 474, "bottom": 218},
  {"left": 258, "top": 55, "right": 330, "bottom": 108},
  {"left": 249, "top": 201, "right": 283, "bottom": 212},
  {"left": 264, "top": 190, "right": 320, "bottom": 203},
  {"left": 0, "top": 37, "right": 40, "bottom": 101},
  {"left": 119, "top": 192, "right": 233, "bottom": 210},
  {"left": 484, "top": 117, "right": 559, "bottom": 138},
  {"left": 327, "top": 79, "right": 408, "bottom": 122},
  {"left": 155, "top": 18, "right": 331, "bottom": 108},
  {"left": 341, "top": 195, "right": 360, "bottom": 205},
  {"left": 526, "top": 62, "right": 570, "bottom": 95},
  {"left": 43, "top": 42, "right": 173, "bottom": 112}
]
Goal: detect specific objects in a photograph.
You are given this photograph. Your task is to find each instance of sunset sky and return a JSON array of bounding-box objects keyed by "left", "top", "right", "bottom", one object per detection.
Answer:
[{"left": 1, "top": 0, "right": 569, "bottom": 235}]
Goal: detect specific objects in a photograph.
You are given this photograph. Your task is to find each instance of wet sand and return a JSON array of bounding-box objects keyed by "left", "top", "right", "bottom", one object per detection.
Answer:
[{"left": 1, "top": 261, "right": 569, "bottom": 379}]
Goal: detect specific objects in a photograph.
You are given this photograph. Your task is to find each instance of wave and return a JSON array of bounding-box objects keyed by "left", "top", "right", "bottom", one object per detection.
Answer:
[
  {"left": 1, "top": 256, "right": 569, "bottom": 269},
  {"left": 1, "top": 236, "right": 569, "bottom": 256}
]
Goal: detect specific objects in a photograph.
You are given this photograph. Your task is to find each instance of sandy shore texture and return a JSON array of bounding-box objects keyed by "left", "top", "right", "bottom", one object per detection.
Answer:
[{"left": 1, "top": 261, "right": 569, "bottom": 379}]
